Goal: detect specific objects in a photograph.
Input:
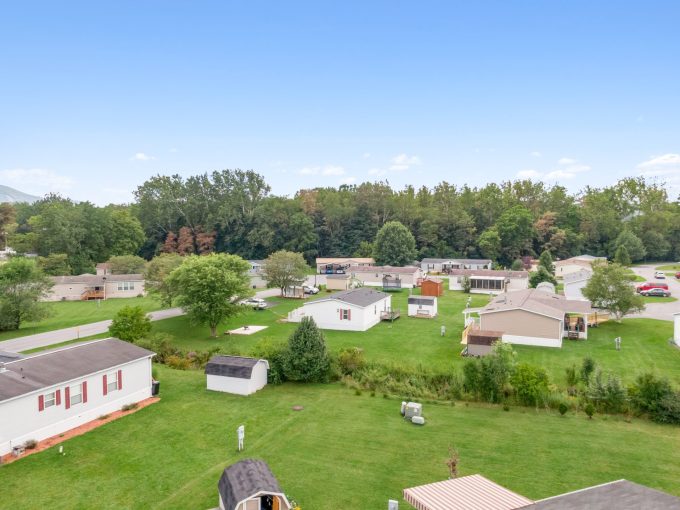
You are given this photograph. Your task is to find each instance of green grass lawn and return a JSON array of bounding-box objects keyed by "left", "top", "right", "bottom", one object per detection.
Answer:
[
  {"left": 3, "top": 366, "right": 680, "bottom": 510},
  {"left": 0, "top": 296, "right": 164, "bottom": 342},
  {"left": 641, "top": 295, "right": 678, "bottom": 303},
  {"left": 654, "top": 263, "right": 680, "bottom": 271}
]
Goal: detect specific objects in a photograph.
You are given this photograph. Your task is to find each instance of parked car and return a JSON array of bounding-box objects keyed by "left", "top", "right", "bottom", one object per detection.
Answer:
[
  {"left": 239, "top": 298, "right": 267, "bottom": 309},
  {"left": 637, "top": 282, "right": 669, "bottom": 293},
  {"left": 640, "top": 287, "right": 671, "bottom": 297},
  {"left": 675, "top": 271, "right": 680, "bottom": 279},
  {"left": 655, "top": 271, "right": 666, "bottom": 279},
  {"left": 303, "top": 285, "right": 319, "bottom": 295}
]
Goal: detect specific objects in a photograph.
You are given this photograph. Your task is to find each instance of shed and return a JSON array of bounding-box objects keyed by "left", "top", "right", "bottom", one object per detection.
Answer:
[
  {"left": 535, "top": 281, "right": 556, "bottom": 294},
  {"left": 421, "top": 278, "right": 443, "bottom": 297},
  {"left": 206, "top": 356, "right": 269, "bottom": 396},
  {"left": 464, "top": 329, "right": 502, "bottom": 356},
  {"left": 408, "top": 296, "right": 438, "bottom": 318},
  {"left": 326, "top": 273, "right": 351, "bottom": 291},
  {"left": 218, "top": 459, "right": 291, "bottom": 510}
]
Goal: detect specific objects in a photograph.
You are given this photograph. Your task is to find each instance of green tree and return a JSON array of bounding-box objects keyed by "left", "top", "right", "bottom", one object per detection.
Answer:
[
  {"left": 511, "top": 363, "right": 550, "bottom": 407},
  {"left": 538, "top": 249, "right": 554, "bottom": 274},
  {"left": 144, "top": 253, "right": 183, "bottom": 306},
  {"left": 613, "top": 229, "right": 646, "bottom": 262},
  {"left": 495, "top": 205, "right": 534, "bottom": 264},
  {"left": 37, "top": 253, "right": 71, "bottom": 276},
  {"left": 107, "top": 208, "right": 145, "bottom": 256},
  {"left": 529, "top": 266, "right": 557, "bottom": 288},
  {"left": 282, "top": 317, "right": 330, "bottom": 382},
  {"left": 108, "top": 305, "right": 152, "bottom": 342},
  {"left": 582, "top": 262, "right": 644, "bottom": 321},
  {"left": 510, "top": 259, "right": 525, "bottom": 271},
  {"left": 166, "top": 253, "right": 252, "bottom": 337},
  {"left": 613, "top": 245, "right": 631, "bottom": 266},
  {"left": 353, "top": 240, "right": 374, "bottom": 258},
  {"left": 107, "top": 255, "right": 147, "bottom": 274},
  {"left": 262, "top": 250, "right": 309, "bottom": 296},
  {"left": 478, "top": 228, "right": 502, "bottom": 261},
  {"left": 0, "top": 258, "right": 53, "bottom": 331},
  {"left": 373, "top": 221, "right": 417, "bottom": 266}
]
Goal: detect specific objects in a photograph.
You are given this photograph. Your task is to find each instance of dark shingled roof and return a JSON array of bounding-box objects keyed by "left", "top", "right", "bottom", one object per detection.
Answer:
[
  {"left": 468, "top": 330, "right": 503, "bottom": 346},
  {"left": 0, "top": 339, "right": 154, "bottom": 402},
  {"left": 309, "top": 287, "right": 389, "bottom": 307},
  {"left": 408, "top": 296, "right": 436, "bottom": 306},
  {"left": 218, "top": 459, "right": 284, "bottom": 510},
  {"left": 519, "top": 479, "right": 680, "bottom": 510},
  {"left": 205, "top": 356, "right": 265, "bottom": 379}
]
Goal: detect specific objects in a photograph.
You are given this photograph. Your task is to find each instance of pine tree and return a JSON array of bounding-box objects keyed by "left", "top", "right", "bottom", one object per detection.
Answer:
[
  {"left": 282, "top": 317, "right": 330, "bottom": 382},
  {"left": 538, "top": 249, "right": 555, "bottom": 274}
]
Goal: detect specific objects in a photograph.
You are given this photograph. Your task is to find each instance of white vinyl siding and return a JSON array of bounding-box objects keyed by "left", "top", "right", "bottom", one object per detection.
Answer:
[{"left": 70, "top": 384, "right": 83, "bottom": 406}]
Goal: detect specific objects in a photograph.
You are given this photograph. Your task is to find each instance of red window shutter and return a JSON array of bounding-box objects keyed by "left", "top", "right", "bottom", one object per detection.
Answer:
[
  {"left": 65, "top": 387, "right": 70, "bottom": 410},
  {"left": 103, "top": 374, "right": 108, "bottom": 396},
  {"left": 82, "top": 381, "right": 88, "bottom": 403},
  {"left": 118, "top": 369, "right": 123, "bottom": 390},
  {"left": 56, "top": 389, "right": 61, "bottom": 406},
  {"left": 348, "top": 309, "right": 351, "bottom": 320},
  {"left": 38, "top": 395, "right": 44, "bottom": 412}
]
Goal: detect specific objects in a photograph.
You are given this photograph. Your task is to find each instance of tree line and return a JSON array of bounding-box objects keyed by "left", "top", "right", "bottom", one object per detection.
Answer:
[{"left": 2, "top": 170, "right": 679, "bottom": 274}]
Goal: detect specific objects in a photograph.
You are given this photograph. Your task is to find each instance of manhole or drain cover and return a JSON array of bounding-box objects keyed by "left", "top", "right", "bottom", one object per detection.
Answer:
[{"left": 292, "top": 405, "right": 304, "bottom": 411}]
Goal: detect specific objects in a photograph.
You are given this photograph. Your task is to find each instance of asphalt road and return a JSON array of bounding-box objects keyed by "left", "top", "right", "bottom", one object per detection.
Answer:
[
  {"left": 0, "top": 286, "right": 286, "bottom": 354},
  {"left": 628, "top": 264, "right": 680, "bottom": 321}
]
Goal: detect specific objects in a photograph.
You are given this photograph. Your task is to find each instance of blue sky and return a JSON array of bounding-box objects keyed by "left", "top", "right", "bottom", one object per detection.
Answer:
[{"left": 1, "top": 1, "right": 679, "bottom": 204}]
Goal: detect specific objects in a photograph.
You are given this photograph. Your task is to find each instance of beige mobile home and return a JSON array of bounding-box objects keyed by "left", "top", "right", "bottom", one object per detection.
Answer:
[
  {"left": 46, "top": 274, "right": 145, "bottom": 301},
  {"left": 350, "top": 265, "right": 423, "bottom": 289}
]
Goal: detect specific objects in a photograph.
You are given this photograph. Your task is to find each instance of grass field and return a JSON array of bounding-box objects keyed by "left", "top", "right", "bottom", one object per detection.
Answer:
[
  {"left": 641, "top": 295, "right": 677, "bottom": 303},
  {"left": 149, "top": 290, "right": 680, "bottom": 386},
  {"left": 0, "top": 296, "right": 164, "bottom": 342},
  {"left": 655, "top": 264, "right": 680, "bottom": 271},
  {"left": 3, "top": 366, "right": 680, "bottom": 510}
]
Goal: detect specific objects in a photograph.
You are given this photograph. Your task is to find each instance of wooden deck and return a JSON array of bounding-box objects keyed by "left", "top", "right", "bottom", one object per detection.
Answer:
[{"left": 380, "top": 309, "right": 401, "bottom": 321}]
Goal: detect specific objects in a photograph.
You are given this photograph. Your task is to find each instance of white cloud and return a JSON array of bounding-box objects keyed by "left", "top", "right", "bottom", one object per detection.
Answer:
[
  {"left": 638, "top": 154, "right": 680, "bottom": 176},
  {"left": 0, "top": 168, "right": 74, "bottom": 191},
  {"left": 390, "top": 153, "right": 421, "bottom": 171},
  {"left": 322, "top": 165, "right": 345, "bottom": 176},
  {"left": 558, "top": 157, "right": 577, "bottom": 165},
  {"left": 530, "top": 151, "right": 542, "bottom": 158},
  {"left": 130, "top": 152, "right": 156, "bottom": 161},
  {"left": 298, "top": 166, "right": 319, "bottom": 175},
  {"left": 517, "top": 169, "right": 542, "bottom": 179}
]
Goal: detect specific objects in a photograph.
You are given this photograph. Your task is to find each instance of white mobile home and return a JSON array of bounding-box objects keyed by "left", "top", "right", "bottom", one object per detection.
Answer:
[
  {"left": 287, "top": 288, "right": 391, "bottom": 331},
  {"left": 448, "top": 269, "right": 529, "bottom": 294},
  {"left": 205, "top": 356, "right": 269, "bottom": 396},
  {"left": 350, "top": 265, "right": 423, "bottom": 289},
  {"left": 420, "top": 258, "right": 491, "bottom": 274},
  {"left": 554, "top": 255, "right": 604, "bottom": 278},
  {"left": 563, "top": 269, "right": 591, "bottom": 301},
  {"left": 0, "top": 338, "right": 155, "bottom": 457}
]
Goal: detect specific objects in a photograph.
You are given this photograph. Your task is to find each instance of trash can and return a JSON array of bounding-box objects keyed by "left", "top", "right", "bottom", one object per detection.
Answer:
[{"left": 152, "top": 380, "right": 160, "bottom": 396}]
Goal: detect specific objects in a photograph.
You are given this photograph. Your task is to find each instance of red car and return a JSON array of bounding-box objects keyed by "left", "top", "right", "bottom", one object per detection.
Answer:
[
  {"left": 675, "top": 272, "right": 680, "bottom": 279},
  {"left": 637, "top": 282, "right": 669, "bottom": 293}
]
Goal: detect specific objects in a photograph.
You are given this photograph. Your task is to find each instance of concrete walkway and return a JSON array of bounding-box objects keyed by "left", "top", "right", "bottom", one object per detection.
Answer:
[
  {"left": 0, "top": 286, "right": 285, "bottom": 354},
  {"left": 628, "top": 264, "right": 680, "bottom": 321}
]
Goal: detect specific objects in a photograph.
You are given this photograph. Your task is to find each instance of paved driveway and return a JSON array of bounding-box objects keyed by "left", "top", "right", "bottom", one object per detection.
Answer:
[{"left": 627, "top": 264, "right": 680, "bottom": 321}]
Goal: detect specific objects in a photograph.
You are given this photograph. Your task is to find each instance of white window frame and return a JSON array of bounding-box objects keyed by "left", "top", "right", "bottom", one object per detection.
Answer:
[
  {"left": 117, "top": 281, "right": 135, "bottom": 291},
  {"left": 70, "top": 383, "right": 83, "bottom": 406},
  {"left": 44, "top": 391, "right": 56, "bottom": 409},
  {"left": 341, "top": 309, "right": 350, "bottom": 320},
  {"left": 107, "top": 371, "right": 119, "bottom": 393}
]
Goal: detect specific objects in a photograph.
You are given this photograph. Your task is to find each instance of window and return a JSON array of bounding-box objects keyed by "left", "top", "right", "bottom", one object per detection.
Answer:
[
  {"left": 117, "top": 281, "right": 135, "bottom": 291},
  {"left": 44, "top": 392, "right": 56, "bottom": 409},
  {"left": 70, "top": 383, "right": 83, "bottom": 406},
  {"left": 107, "top": 371, "right": 119, "bottom": 393},
  {"left": 341, "top": 309, "right": 350, "bottom": 320},
  {"left": 470, "top": 278, "right": 503, "bottom": 291}
]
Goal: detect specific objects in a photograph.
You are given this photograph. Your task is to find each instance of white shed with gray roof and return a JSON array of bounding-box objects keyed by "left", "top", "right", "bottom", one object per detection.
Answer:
[
  {"left": 205, "top": 356, "right": 269, "bottom": 396},
  {"left": 287, "top": 288, "right": 392, "bottom": 331},
  {"left": 408, "top": 296, "right": 438, "bottom": 318},
  {"left": 0, "top": 338, "right": 155, "bottom": 457}
]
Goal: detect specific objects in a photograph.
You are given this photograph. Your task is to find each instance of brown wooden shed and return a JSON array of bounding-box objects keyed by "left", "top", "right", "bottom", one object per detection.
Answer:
[{"left": 420, "top": 278, "right": 444, "bottom": 297}]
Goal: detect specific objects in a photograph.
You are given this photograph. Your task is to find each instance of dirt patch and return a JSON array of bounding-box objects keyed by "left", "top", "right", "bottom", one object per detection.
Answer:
[{"left": 1, "top": 397, "right": 159, "bottom": 465}]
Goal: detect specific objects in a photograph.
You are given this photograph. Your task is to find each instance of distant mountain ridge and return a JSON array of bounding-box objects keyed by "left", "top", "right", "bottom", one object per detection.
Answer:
[{"left": 0, "top": 185, "right": 40, "bottom": 204}]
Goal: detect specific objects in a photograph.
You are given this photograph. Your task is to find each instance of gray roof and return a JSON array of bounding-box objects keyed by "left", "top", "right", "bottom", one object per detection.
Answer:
[
  {"left": 309, "top": 288, "right": 389, "bottom": 307},
  {"left": 421, "top": 258, "right": 492, "bottom": 265},
  {"left": 449, "top": 268, "right": 528, "bottom": 278},
  {"left": 52, "top": 273, "right": 144, "bottom": 285},
  {"left": 0, "top": 338, "right": 155, "bottom": 402},
  {"left": 480, "top": 289, "right": 593, "bottom": 319},
  {"left": 563, "top": 269, "right": 593, "bottom": 283},
  {"left": 408, "top": 296, "right": 436, "bottom": 305},
  {"left": 351, "top": 265, "right": 421, "bottom": 274},
  {"left": 520, "top": 479, "right": 680, "bottom": 510},
  {"left": 218, "top": 459, "right": 284, "bottom": 510},
  {"left": 205, "top": 356, "right": 266, "bottom": 379},
  {"left": 0, "top": 350, "right": 24, "bottom": 363}
]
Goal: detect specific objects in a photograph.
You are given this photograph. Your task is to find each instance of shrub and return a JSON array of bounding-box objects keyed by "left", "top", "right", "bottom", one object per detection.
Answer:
[
  {"left": 584, "top": 403, "right": 595, "bottom": 419},
  {"left": 629, "top": 373, "right": 673, "bottom": 415},
  {"left": 282, "top": 317, "right": 330, "bottom": 383},
  {"left": 653, "top": 393, "right": 680, "bottom": 425},
  {"left": 121, "top": 403, "right": 139, "bottom": 412},
  {"left": 558, "top": 402, "right": 568, "bottom": 416},
  {"left": 587, "top": 370, "right": 627, "bottom": 414},
  {"left": 108, "top": 305, "right": 152, "bottom": 342},
  {"left": 165, "top": 355, "right": 192, "bottom": 370},
  {"left": 337, "top": 347, "right": 366, "bottom": 375},
  {"left": 24, "top": 439, "right": 37, "bottom": 449},
  {"left": 511, "top": 363, "right": 550, "bottom": 407},
  {"left": 580, "top": 357, "right": 596, "bottom": 384},
  {"left": 464, "top": 343, "right": 516, "bottom": 403},
  {"left": 98, "top": 414, "right": 110, "bottom": 420}
]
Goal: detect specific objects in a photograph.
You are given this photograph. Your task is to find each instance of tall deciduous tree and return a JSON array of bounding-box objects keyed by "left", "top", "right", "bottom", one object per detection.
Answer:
[
  {"left": 373, "top": 221, "right": 417, "bottom": 266},
  {"left": 613, "top": 229, "right": 646, "bottom": 262},
  {"left": 262, "top": 251, "right": 309, "bottom": 296},
  {"left": 613, "top": 245, "right": 631, "bottom": 266},
  {"left": 144, "top": 253, "right": 183, "bottom": 306},
  {"left": 166, "top": 253, "right": 252, "bottom": 337},
  {"left": 495, "top": 205, "right": 534, "bottom": 264},
  {"left": 37, "top": 253, "right": 71, "bottom": 276},
  {"left": 582, "top": 262, "right": 644, "bottom": 321},
  {"left": 282, "top": 317, "right": 330, "bottom": 382},
  {"left": 478, "top": 228, "right": 501, "bottom": 262},
  {"left": 107, "top": 255, "right": 147, "bottom": 274},
  {"left": 538, "top": 250, "right": 554, "bottom": 274},
  {"left": 0, "top": 258, "right": 53, "bottom": 331}
]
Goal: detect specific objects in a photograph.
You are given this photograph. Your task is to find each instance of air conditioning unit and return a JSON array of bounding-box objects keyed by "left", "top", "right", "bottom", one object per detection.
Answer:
[
  {"left": 388, "top": 500, "right": 399, "bottom": 510},
  {"left": 404, "top": 402, "right": 422, "bottom": 419}
]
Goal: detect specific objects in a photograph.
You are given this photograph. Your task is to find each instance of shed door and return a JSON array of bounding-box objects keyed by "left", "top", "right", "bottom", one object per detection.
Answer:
[{"left": 245, "top": 498, "right": 260, "bottom": 510}]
